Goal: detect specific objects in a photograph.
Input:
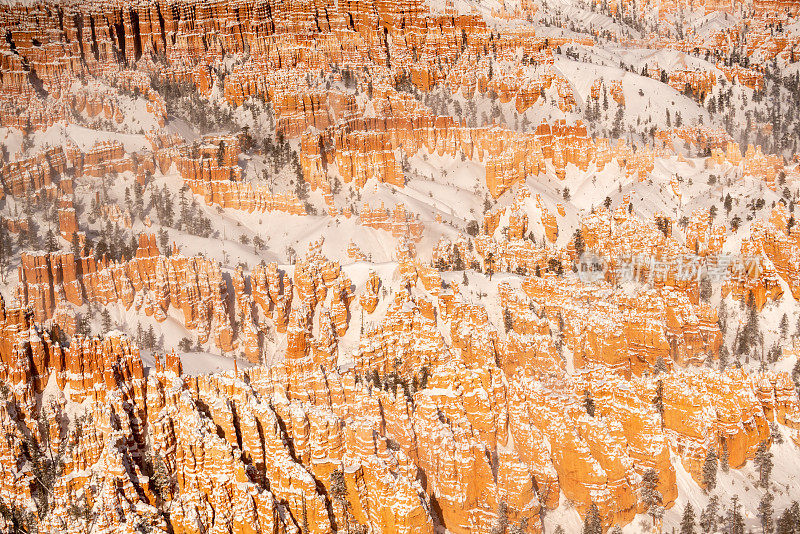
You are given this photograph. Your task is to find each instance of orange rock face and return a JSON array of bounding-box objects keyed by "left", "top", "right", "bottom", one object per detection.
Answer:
[
  {"left": 722, "top": 205, "right": 800, "bottom": 309},
  {"left": 359, "top": 202, "right": 425, "bottom": 242},
  {"left": 158, "top": 134, "right": 308, "bottom": 216},
  {"left": 359, "top": 270, "right": 381, "bottom": 313},
  {"left": 0, "top": 146, "right": 65, "bottom": 198},
  {"left": 2, "top": 280, "right": 798, "bottom": 534},
  {"left": 58, "top": 203, "right": 78, "bottom": 241},
  {"left": 4, "top": 0, "right": 800, "bottom": 533},
  {"left": 754, "top": 0, "right": 800, "bottom": 16},
  {"left": 2, "top": 202, "right": 800, "bottom": 533}
]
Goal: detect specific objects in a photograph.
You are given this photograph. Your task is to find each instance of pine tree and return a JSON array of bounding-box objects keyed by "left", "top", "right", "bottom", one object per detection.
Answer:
[
  {"left": 780, "top": 313, "right": 789, "bottom": 338},
  {"left": 793, "top": 358, "right": 800, "bottom": 396},
  {"left": 583, "top": 389, "right": 596, "bottom": 417},
  {"left": 71, "top": 232, "right": 82, "bottom": 262},
  {"left": 699, "top": 495, "right": 719, "bottom": 533},
  {"left": 759, "top": 491, "right": 774, "bottom": 534},
  {"left": 741, "top": 291, "right": 759, "bottom": 355},
  {"left": 159, "top": 228, "right": 169, "bottom": 253},
  {"left": 641, "top": 468, "right": 664, "bottom": 526},
  {"left": 44, "top": 228, "right": 57, "bottom": 253},
  {"left": 217, "top": 141, "right": 225, "bottom": 166},
  {"left": 76, "top": 314, "right": 90, "bottom": 336},
  {"left": 129, "top": 235, "right": 138, "bottom": 260},
  {"left": 503, "top": 308, "right": 513, "bottom": 333},
  {"left": 133, "top": 180, "right": 144, "bottom": 218},
  {"left": 100, "top": 309, "right": 111, "bottom": 333},
  {"left": 178, "top": 189, "right": 190, "bottom": 231},
  {"left": 775, "top": 501, "right": 799, "bottom": 534},
  {"left": 680, "top": 502, "right": 696, "bottom": 534},
  {"left": 755, "top": 441, "right": 773, "bottom": 488},
  {"left": 725, "top": 495, "right": 745, "bottom": 534},
  {"left": 178, "top": 337, "right": 192, "bottom": 352},
  {"left": 419, "top": 366, "right": 429, "bottom": 389},
  {"left": 654, "top": 356, "right": 667, "bottom": 375},
  {"left": 720, "top": 439, "right": 729, "bottom": 473},
  {"left": 328, "top": 466, "right": 345, "bottom": 495},
  {"left": 302, "top": 496, "right": 309, "bottom": 534},
  {"left": 700, "top": 275, "right": 712, "bottom": 302},
  {"left": 653, "top": 380, "right": 664, "bottom": 420},
  {"left": 452, "top": 245, "right": 464, "bottom": 271},
  {"left": 491, "top": 500, "right": 508, "bottom": 534},
  {"left": 574, "top": 229, "right": 585, "bottom": 257},
  {"left": 146, "top": 326, "right": 156, "bottom": 350},
  {"left": 702, "top": 446, "right": 717, "bottom": 492},
  {"left": 0, "top": 225, "right": 10, "bottom": 282},
  {"left": 770, "top": 422, "right": 784, "bottom": 445},
  {"left": 719, "top": 344, "right": 729, "bottom": 371},
  {"left": 583, "top": 502, "right": 602, "bottom": 534},
  {"left": 163, "top": 186, "right": 174, "bottom": 227}
]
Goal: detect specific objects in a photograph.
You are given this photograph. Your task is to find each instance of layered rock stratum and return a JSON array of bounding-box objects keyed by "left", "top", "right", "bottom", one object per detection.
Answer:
[{"left": 2, "top": 0, "right": 800, "bottom": 532}]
